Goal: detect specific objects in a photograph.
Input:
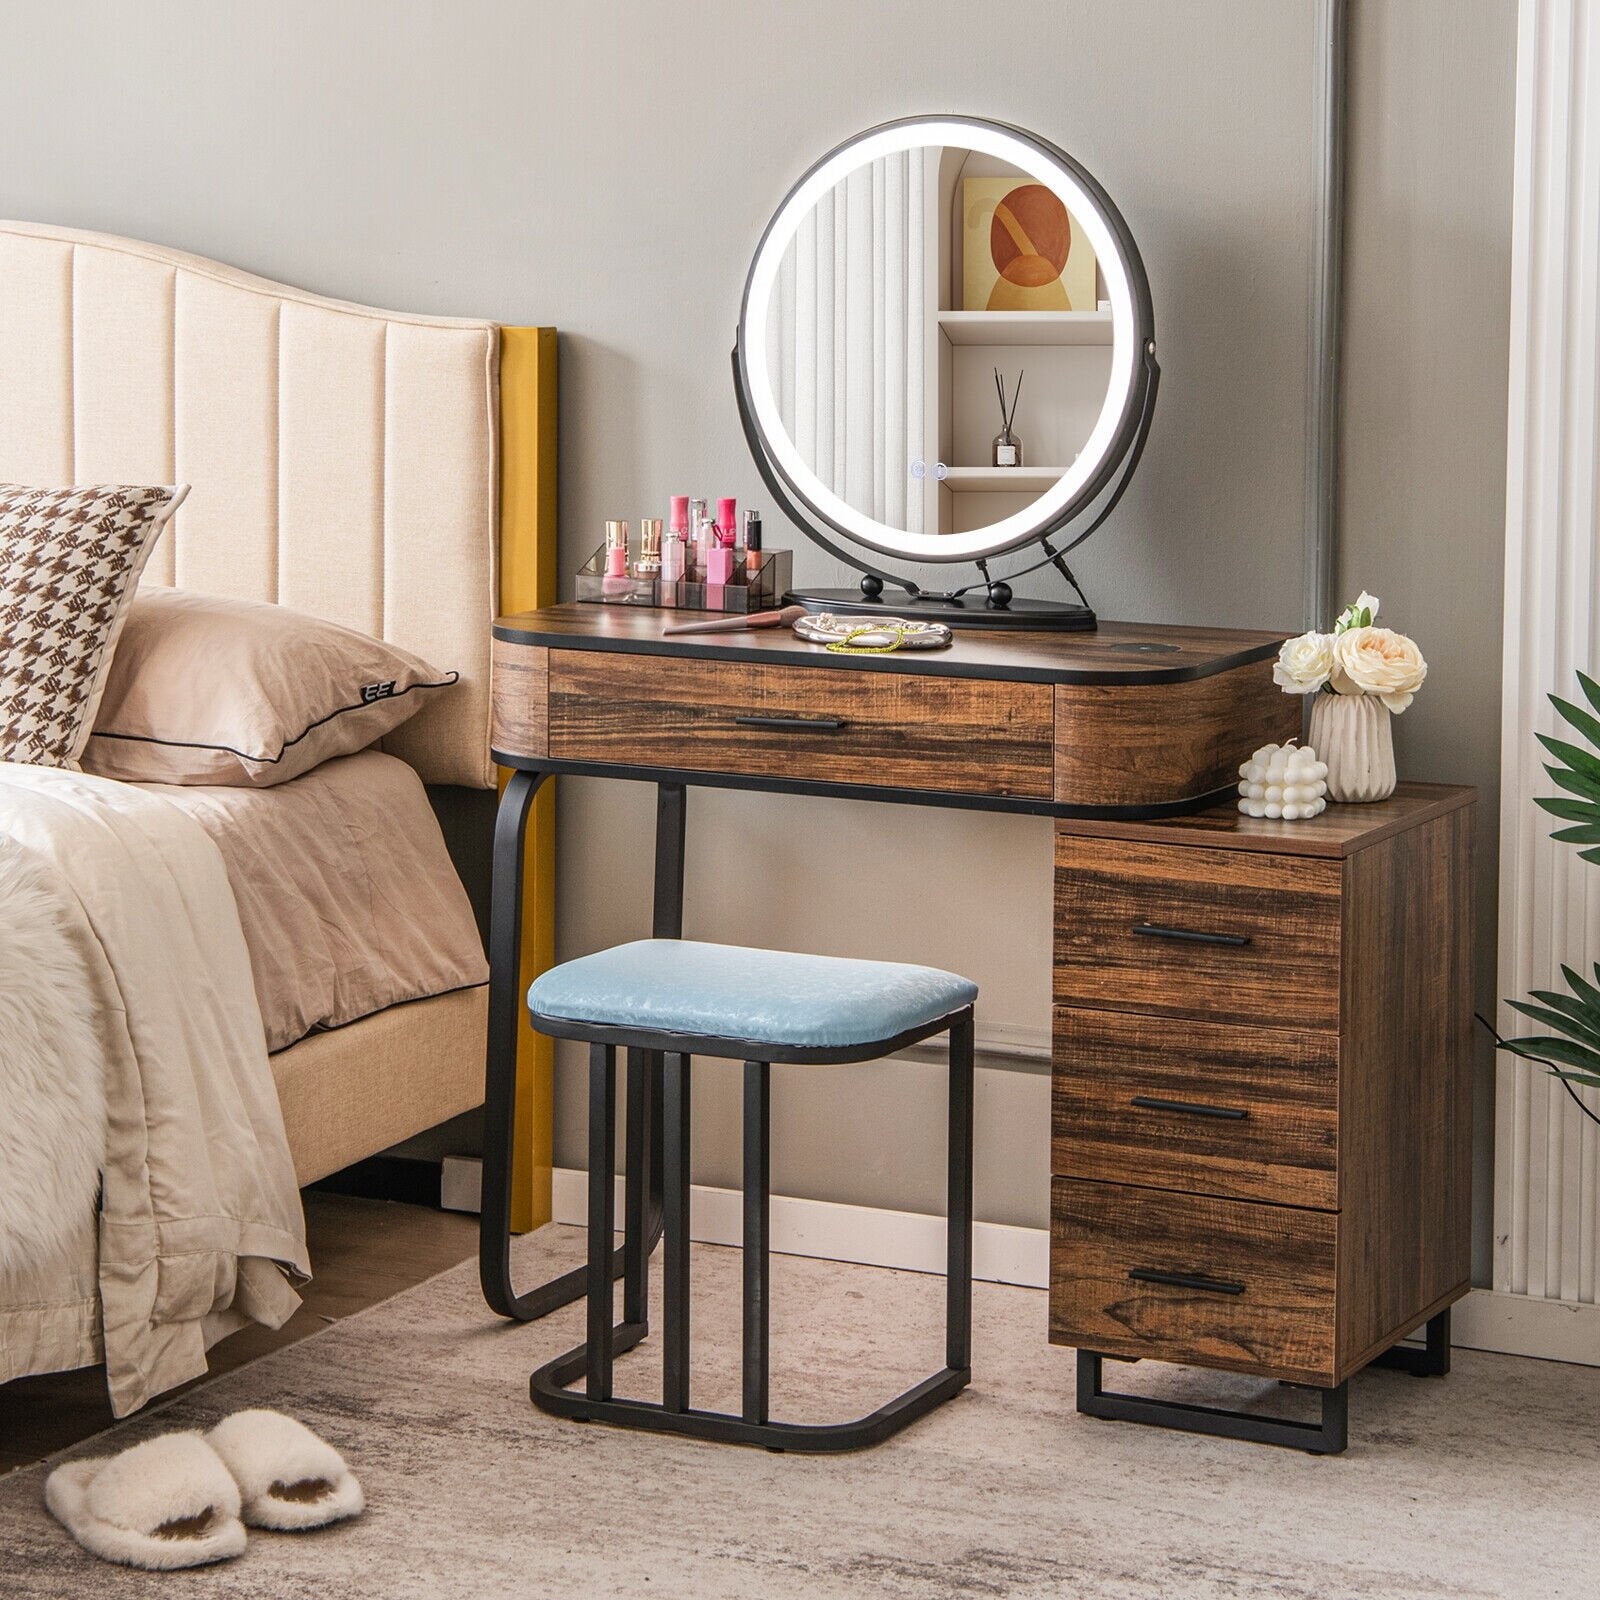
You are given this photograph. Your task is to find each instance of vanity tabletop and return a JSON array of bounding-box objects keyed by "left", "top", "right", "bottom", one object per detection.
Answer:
[
  {"left": 493, "top": 603, "right": 1290, "bottom": 686},
  {"left": 1055, "top": 781, "right": 1476, "bottom": 857}
]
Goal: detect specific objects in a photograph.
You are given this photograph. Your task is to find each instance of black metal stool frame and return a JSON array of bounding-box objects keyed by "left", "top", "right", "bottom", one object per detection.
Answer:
[{"left": 525, "top": 1005, "right": 976, "bottom": 1453}]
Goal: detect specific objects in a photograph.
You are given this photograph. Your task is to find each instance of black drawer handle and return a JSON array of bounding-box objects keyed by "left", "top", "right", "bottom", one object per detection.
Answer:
[
  {"left": 733, "top": 714, "right": 848, "bottom": 733},
  {"left": 1131, "top": 921, "right": 1251, "bottom": 948},
  {"left": 1128, "top": 1267, "right": 1246, "bottom": 1296},
  {"left": 1130, "top": 1095, "right": 1249, "bottom": 1122}
]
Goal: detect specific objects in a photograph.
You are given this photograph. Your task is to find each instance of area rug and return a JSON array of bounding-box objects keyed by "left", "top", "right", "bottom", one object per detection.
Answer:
[{"left": 0, "top": 1226, "right": 1590, "bottom": 1599}]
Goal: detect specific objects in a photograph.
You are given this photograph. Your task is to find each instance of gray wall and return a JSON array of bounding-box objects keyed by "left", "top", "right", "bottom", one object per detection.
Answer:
[
  {"left": 1340, "top": 0, "right": 1515, "bottom": 1284},
  {"left": 1, "top": 2, "right": 1515, "bottom": 1270}
]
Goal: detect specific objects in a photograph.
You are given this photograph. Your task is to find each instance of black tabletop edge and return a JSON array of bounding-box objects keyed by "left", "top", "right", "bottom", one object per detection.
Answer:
[{"left": 489, "top": 756, "right": 1238, "bottom": 822}]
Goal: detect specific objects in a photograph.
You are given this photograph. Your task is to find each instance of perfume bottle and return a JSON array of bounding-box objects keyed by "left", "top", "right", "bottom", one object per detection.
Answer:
[{"left": 636, "top": 518, "right": 663, "bottom": 576}]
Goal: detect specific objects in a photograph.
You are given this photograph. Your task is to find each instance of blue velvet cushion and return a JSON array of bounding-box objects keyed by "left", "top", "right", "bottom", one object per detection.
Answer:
[{"left": 527, "top": 940, "right": 977, "bottom": 1050}]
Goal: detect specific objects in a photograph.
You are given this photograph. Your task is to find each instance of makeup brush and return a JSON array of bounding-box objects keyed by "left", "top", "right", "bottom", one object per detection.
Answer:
[{"left": 661, "top": 604, "right": 807, "bottom": 636}]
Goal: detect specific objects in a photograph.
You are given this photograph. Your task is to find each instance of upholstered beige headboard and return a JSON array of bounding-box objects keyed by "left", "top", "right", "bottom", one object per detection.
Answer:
[{"left": 0, "top": 221, "right": 552, "bottom": 789}]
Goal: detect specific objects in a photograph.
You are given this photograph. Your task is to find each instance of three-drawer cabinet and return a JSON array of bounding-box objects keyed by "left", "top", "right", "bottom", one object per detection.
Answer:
[{"left": 1049, "top": 786, "right": 1475, "bottom": 1446}]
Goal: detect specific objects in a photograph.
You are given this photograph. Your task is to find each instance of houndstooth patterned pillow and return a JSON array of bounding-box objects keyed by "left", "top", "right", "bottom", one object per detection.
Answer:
[{"left": 0, "top": 483, "right": 188, "bottom": 768}]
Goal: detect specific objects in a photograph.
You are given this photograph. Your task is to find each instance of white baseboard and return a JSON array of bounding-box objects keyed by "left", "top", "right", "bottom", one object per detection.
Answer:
[
  {"left": 1451, "top": 1287, "right": 1600, "bottom": 1367},
  {"left": 549, "top": 1167, "right": 1049, "bottom": 1288},
  {"left": 456, "top": 1163, "right": 1598, "bottom": 1366}
]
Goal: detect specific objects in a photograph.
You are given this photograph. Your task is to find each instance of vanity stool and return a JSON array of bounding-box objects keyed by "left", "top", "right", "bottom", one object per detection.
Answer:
[{"left": 522, "top": 938, "right": 976, "bottom": 1453}]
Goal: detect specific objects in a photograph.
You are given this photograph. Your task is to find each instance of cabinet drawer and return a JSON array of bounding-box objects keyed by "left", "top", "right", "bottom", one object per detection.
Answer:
[
  {"left": 1050, "top": 1177, "right": 1337, "bottom": 1385},
  {"left": 548, "top": 649, "right": 1055, "bottom": 799},
  {"left": 1053, "top": 833, "right": 1343, "bottom": 1030},
  {"left": 1053, "top": 1008, "right": 1339, "bottom": 1208}
]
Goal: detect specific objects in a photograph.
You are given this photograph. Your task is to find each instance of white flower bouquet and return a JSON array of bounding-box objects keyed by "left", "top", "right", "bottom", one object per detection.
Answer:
[{"left": 1273, "top": 592, "right": 1428, "bottom": 713}]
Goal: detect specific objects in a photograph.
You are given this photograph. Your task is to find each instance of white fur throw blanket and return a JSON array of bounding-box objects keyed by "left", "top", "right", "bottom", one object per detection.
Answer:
[{"left": 0, "top": 763, "right": 308, "bottom": 1415}]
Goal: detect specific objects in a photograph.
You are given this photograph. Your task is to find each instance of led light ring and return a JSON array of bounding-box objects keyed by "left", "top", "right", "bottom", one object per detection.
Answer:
[{"left": 737, "top": 116, "right": 1154, "bottom": 565}]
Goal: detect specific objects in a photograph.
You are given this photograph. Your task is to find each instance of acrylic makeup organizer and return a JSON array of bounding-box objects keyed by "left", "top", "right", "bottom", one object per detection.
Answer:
[{"left": 573, "top": 543, "right": 793, "bottom": 614}]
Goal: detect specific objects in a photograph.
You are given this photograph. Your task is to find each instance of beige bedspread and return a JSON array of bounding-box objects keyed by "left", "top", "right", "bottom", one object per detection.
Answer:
[
  {"left": 0, "top": 764, "right": 308, "bottom": 1415},
  {"left": 142, "top": 749, "right": 488, "bottom": 1054}
]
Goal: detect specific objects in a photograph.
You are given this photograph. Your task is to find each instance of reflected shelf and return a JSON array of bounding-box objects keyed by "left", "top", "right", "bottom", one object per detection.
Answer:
[
  {"left": 937, "top": 310, "right": 1113, "bottom": 347},
  {"left": 941, "top": 466, "right": 1068, "bottom": 493}
]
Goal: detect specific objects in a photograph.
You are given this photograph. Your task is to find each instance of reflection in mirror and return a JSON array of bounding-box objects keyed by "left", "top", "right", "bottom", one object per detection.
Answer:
[{"left": 760, "top": 142, "right": 1118, "bottom": 546}]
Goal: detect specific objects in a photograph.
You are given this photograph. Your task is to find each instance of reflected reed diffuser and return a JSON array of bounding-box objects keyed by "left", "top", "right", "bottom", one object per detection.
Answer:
[{"left": 992, "top": 367, "right": 1025, "bottom": 468}]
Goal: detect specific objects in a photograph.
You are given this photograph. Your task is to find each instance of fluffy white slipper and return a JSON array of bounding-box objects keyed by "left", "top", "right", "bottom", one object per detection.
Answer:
[
  {"left": 44, "top": 1432, "right": 247, "bottom": 1569},
  {"left": 206, "top": 1410, "right": 364, "bottom": 1531}
]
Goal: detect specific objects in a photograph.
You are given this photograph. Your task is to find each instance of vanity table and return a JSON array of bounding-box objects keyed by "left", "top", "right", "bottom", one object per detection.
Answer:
[{"left": 484, "top": 603, "right": 1475, "bottom": 1453}]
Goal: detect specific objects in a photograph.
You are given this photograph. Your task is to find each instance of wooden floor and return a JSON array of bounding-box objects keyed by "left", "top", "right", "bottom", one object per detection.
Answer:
[{"left": 0, "top": 1194, "right": 478, "bottom": 1474}]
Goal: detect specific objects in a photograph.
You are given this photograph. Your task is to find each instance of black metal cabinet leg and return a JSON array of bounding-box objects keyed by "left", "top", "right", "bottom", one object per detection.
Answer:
[
  {"left": 662, "top": 1051, "right": 692, "bottom": 1414},
  {"left": 743, "top": 1060, "right": 771, "bottom": 1426},
  {"left": 1076, "top": 1352, "right": 1350, "bottom": 1454},
  {"left": 587, "top": 1044, "right": 618, "bottom": 1401},
  {"left": 946, "top": 1011, "right": 975, "bottom": 1373},
  {"left": 1372, "top": 1308, "right": 1452, "bottom": 1377}
]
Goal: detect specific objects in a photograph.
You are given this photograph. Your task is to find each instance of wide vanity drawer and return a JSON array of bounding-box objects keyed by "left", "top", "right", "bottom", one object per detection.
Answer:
[
  {"left": 1053, "top": 1008, "right": 1339, "bottom": 1209},
  {"left": 1050, "top": 1177, "right": 1337, "bottom": 1385},
  {"left": 547, "top": 649, "right": 1055, "bottom": 799},
  {"left": 1053, "top": 833, "right": 1344, "bottom": 1031}
]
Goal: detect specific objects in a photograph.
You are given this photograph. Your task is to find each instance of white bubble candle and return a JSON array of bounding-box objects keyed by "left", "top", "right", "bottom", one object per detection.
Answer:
[{"left": 1237, "top": 742, "right": 1328, "bottom": 820}]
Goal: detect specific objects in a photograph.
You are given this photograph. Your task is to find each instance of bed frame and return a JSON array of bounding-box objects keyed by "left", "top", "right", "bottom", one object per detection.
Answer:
[{"left": 0, "top": 222, "right": 556, "bottom": 1230}]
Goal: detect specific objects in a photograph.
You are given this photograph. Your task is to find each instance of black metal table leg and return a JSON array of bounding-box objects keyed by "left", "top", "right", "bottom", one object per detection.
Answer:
[
  {"left": 1076, "top": 1352, "right": 1350, "bottom": 1454},
  {"left": 481, "top": 768, "right": 610, "bottom": 1322},
  {"left": 481, "top": 772, "right": 683, "bottom": 1327}
]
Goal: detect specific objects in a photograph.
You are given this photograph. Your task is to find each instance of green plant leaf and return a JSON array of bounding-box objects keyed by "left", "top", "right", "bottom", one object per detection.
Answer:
[
  {"left": 1578, "top": 670, "right": 1600, "bottom": 717},
  {"left": 1499, "top": 1036, "right": 1600, "bottom": 1074},
  {"left": 1536, "top": 733, "right": 1600, "bottom": 778},
  {"left": 1535, "top": 796, "right": 1600, "bottom": 823},
  {"left": 1554, "top": 965, "right": 1600, "bottom": 1009},
  {"left": 1507, "top": 997, "right": 1600, "bottom": 1050},
  {"left": 1549, "top": 693, "right": 1600, "bottom": 750},
  {"left": 1550, "top": 824, "right": 1600, "bottom": 844},
  {"left": 1581, "top": 846, "right": 1600, "bottom": 866},
  {"left": 1546, "top": 764, "right": 1600, "bottom": 803},
  {"left": 1552, "top": 1068, "right": 1600, "bottom": 1088}
]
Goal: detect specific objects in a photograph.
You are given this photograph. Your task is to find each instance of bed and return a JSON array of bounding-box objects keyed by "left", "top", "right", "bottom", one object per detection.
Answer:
[{"left": 0, "top": 222, "right": 556, "bottom": 1410}]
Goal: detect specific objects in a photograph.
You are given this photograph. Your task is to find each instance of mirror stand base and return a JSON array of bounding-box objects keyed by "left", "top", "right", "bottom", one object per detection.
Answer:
[{"left": 784, "top": 587, "right": 1096, "bottom": 632}]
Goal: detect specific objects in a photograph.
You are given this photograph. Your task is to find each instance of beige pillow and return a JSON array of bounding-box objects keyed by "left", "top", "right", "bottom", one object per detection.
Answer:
[
  {"left": 82, "top": 588, "right": 458, "bottom": 787},
  {"left": 0, "top": 482, "right": 188, "bottom": 768}
]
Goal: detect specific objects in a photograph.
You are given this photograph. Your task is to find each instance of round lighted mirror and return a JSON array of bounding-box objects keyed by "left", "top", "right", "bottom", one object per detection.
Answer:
[{"left": 735, "top": 116, "right": 1157, "bottom": 621}]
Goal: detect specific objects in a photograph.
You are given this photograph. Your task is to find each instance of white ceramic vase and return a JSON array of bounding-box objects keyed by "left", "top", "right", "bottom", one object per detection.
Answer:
[{"left": 1309, "top": 691, "right": 1396, "bottom": 803}]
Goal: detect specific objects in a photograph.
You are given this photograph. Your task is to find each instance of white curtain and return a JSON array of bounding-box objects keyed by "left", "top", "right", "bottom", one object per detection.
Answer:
[
  {"left": 1495, "top": 0, "right": 1600, "bottom": 1347},
  {"left": 770, "top": 151, "right": 925, "bottom": 533}
]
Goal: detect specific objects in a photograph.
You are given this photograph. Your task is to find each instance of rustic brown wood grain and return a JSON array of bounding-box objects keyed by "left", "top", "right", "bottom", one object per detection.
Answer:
[
  {"left": 1334, "top": 804, "right": 1475, "bottom": 1378},
  {"left": 1053, "top": 658, "right": 1299, "bottom": 807},
  {"left": 1049, "top": 1177, "right": 1338, "bottom": 1385},
  {"left": 1053, "top": 833, "right": 1344, "bottom": 1030},
  {"left": 490, "top": 637, "right": 548, "bottom": 758},
  {"left": 546, "top": 648, "right": 1056, "bottom": 798},
  {"left": 1052, "top": 1007, "right": 1339, "bottom": 1209}
]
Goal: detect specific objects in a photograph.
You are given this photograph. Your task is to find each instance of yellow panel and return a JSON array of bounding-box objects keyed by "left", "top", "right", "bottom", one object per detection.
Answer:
[{"left": 498, "top": 327, "right": 558, "bottom": 1233}]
